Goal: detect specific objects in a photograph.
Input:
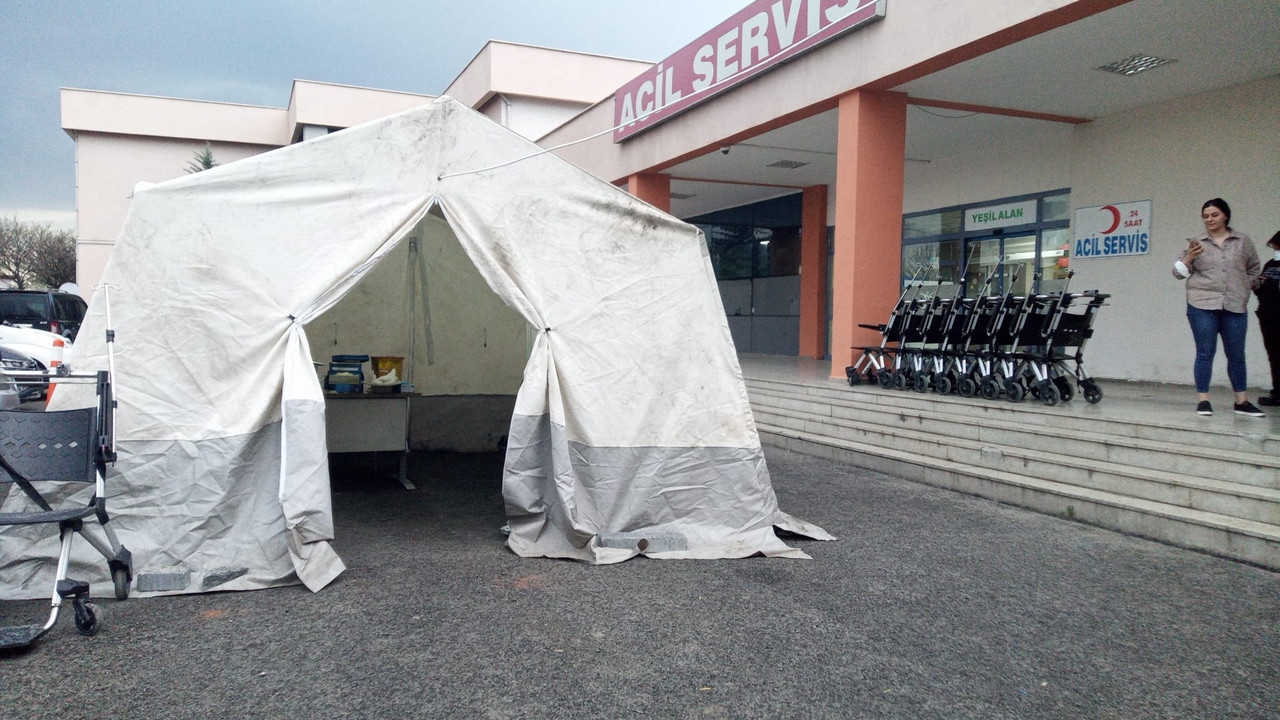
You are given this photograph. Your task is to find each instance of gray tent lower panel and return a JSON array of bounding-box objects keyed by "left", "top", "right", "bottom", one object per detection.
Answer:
[
  {"left": 2, "top": 412, "right": 828, "bottom": 598},
  {"left": 503, "top": 413, "right": 817, "bottom": 563},
  {"left": 0, "top": 424, "right": 301, "bottom": 600}
]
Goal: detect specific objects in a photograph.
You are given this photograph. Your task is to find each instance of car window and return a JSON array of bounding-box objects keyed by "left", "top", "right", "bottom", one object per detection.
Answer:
[
  {"left": 54, "top": 294, "right": 86, "bottom": 322},
  {"left": 0, "top": 293, "right": 46, "bottom": 323}
]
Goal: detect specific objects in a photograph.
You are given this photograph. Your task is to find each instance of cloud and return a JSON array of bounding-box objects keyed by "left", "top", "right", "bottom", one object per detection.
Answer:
[{"left": 0, "top": 209, "right": 77, "bottom": 231}]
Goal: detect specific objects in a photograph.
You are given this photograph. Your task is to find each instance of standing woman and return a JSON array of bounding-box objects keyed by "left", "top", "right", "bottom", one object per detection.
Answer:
[
  {"left": 1254, "top": 231, "right": 1280, "bottom": 407},
  {"left": 1172, "top": 198, "right": 1264, "bottom": 417}
]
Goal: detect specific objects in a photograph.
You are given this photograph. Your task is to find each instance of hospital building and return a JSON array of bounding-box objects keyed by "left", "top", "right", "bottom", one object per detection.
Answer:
[{"left": 61, "top": 0, "right": 1280, "bottom": 387}]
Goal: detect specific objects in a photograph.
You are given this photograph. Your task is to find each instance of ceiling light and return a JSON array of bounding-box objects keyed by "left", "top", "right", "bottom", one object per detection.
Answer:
[
  {"left": 1096, "top": 54, "right": 1175, "bottom": 76},
  {"left": 766, "top": 159, "right": 809, "bottom": 169},
  {"left": 669, "top": 192, "right": 696, "bottom": 200}
]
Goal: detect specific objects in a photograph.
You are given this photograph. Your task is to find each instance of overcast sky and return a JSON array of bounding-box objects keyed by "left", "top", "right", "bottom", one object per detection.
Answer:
[{"left": 0, "top": 0, "right": 747, "bottom": 229}]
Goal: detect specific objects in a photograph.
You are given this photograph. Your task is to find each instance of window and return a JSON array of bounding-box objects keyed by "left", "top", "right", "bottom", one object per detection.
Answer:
[
  {"left": 901, "top": 189, "right": 1071, "bottom": 295},
  {"left": 690, "top": 193, "right": 803, "bottom": 280},
  {"left": 1042, "top": 193, "right": 1070, "bottom": 223},
  {"left": 704, "top": 225, "right": 758, "bottom": 279}
]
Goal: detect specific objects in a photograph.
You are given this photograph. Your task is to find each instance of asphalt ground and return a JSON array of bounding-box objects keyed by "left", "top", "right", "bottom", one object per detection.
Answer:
[{"left": 2, "top": 448, "right": 1278, "bottom": 719}]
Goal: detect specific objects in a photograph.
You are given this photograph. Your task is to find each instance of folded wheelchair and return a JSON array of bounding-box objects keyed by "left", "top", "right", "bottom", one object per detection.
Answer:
[
  {"left": 0, "top": 367, "right": 131, "bottom": 650},
  {"left": 846, "top": 262, "right": 1109, "bottom": 406}
]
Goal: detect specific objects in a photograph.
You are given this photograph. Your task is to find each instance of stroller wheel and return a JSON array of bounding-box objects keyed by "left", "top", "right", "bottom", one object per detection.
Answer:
[
  {"left": 933, "top": 374, "right": 953, "bottom": 395},
  {"left": 913, "top": 373, "right": 930, "bottom": 393},
  {"left": 979, "top": 377, "right": 1002, "bottom": 400},
  {"left": 957, "top": 377, "right": 978, "bottom": 398},
  {"left": 1038, "top": 381, "right": 1059, "bottom": 406},
  {"left": 1053, "top": 376, "right": 1075, "bottom": 402},
  {"left": 1004, "top": 378, "right": 1025, "bottom": 403},
  {"left": 1081, "top": 379, "right": 1103, "bottom": 404},
  {"left": 877, "top": 369, "right": 894, "bottom": 388}
]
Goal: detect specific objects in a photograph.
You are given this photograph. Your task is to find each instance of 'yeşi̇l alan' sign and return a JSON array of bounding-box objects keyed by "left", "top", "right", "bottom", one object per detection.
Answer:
[{"left": 613, "top": 0, "right": 887, "bottom": 141}]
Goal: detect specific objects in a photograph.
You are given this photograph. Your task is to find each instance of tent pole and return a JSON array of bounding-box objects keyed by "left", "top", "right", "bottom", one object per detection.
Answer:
[
  {"left": 400, "top": 233, "right": 419, "bottom": 484},
  {"left": 406, "top": 236, "right": 417, "bottom": 386}
]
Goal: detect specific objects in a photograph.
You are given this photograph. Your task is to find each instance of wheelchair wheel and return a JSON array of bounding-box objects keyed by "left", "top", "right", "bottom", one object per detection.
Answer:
[
  {"left": 957, "top": 377, "right": 978, "bottom": 398},
  {"left": 877, "top": 369, "right": 894, "bottom": 388},
  {"left": 913, "top": 373, "right": 930, "bottom": 393},
  {"left": 933, "top": 374, "right": 953, "bottom": 396},
  {"left": 979, "top": 377, "right": 1002, "bottom": 400},
  {"left": 74, "top": 600, "right": 101, "bottom": 636},
  {"left": 1053, "top": 376, "right": 1075, "bottom": 403},
  {"left": 113, "top": 568, "right": 131, "bottom": 601},
  {"left": 1004, "top": 378, "right": 1025, "bottom": 403},
  {"left": 1081, "top": 379, "right": 1103, "bottom": 404},
  {"left": 893, "top": 371, "right": 909, "bottom": 391},
  {"left": 1038, "top": 381, "right": 1059, "bottom": 406}
]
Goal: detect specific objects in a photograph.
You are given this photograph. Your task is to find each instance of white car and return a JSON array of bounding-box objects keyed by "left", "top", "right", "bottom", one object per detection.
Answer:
[
  {"left": 0, "top": 346, "right": 45, "bottom": 402},
  {"left": 0, "top": 324, "right": 72, "bottom": 368},
  {"left": 0, "top": 371, "right": 20, "bottom": 409},
  {"left": 0, "top": 324, "right": 72, "bottom": 400}
]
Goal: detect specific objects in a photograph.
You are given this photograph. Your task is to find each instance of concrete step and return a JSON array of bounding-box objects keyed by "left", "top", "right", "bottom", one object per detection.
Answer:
[
  {"left": 752, "top": 403, "right": 1280, "bottom": 526},
  {"left": 746, "top": 384, "right": 1280, "bottom": 490},
  {"left": 756, "top": 421, "right": 1280, "bottom": 571},
  {"left": 745, "top": 376, "right": 1280, "bottom": 455}
]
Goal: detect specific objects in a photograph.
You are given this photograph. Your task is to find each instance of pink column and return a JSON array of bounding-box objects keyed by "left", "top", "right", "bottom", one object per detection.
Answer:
[
  {"left": 829, "top": 90, "right": 907, "bottom": 378},
  {"left": 799, "top": 185, "right": 829, "bottom": 359},
  {"left": 626, "top": 173, "right": 671, "bottom": 214}
]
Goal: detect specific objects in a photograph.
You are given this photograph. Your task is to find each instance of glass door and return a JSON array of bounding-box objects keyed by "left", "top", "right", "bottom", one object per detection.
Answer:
[{"left": 964, "top": 235, "right": 1036, "bottom": 296}]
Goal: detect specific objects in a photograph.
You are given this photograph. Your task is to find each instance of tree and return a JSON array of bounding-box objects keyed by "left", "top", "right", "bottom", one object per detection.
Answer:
[
  {"left": 186, "top": 141, "right": 218, "bottom": 173},
  {"left": 0, "top": 217, "right": 76, "bottom": 289},
  {"left": 29, "top": 224, "right": 77, "bottom": 288},
  {"left": 0, "top": 217, "right": 39, "bottom": 289}
]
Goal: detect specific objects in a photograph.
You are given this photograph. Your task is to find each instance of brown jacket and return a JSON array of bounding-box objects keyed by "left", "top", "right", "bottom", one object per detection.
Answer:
[{"left": 1172, "top": 230, "right": 1260, "bottom": 313}]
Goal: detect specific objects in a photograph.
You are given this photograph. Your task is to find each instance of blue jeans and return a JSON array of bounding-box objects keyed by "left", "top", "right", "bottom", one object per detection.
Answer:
[{"left": 1186, "top": 304, "right": 1248, "bottom": 393}]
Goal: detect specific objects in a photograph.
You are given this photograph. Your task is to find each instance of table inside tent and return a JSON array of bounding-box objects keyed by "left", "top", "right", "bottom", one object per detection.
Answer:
[{"left": 324, "top": 391, "right": 421, "bottom": 489}]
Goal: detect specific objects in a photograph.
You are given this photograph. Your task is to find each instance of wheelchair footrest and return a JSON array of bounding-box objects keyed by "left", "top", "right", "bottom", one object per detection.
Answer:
[
  {"left": 0, "top": 624, "right": 47, "bottom": 650},
  {"left": 57, "top": 578, "right": 90, "bottom": 599}
]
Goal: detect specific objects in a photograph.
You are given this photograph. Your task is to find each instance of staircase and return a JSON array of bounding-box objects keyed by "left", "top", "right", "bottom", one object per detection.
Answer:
[{"left": 745, "top": 374, "right": 1280, "bottom": 570}]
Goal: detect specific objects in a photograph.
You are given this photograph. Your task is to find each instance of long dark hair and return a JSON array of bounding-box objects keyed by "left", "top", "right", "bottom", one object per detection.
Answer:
[{"left": 1202, "top": 197, "right": 1232, "bottom": 231}]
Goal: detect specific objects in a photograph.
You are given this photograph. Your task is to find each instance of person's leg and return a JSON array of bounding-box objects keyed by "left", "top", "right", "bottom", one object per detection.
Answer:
[
  {"left": 1220, "top": 310, "right": 1248, "bottom": 401},
  {"left": 1186, "top": 304, "right": 1218, "bottom": 398},
  {"left": 1258, "top": 311, "right": 1280, "bottom": 400},
  {"left": 1218, "top": 308, "right": 1249, "bottom": 404}
]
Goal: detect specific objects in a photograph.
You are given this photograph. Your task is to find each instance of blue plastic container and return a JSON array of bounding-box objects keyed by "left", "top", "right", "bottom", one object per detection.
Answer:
[{"left": 327, "top": 354, "right": 370, "bottom": 394}]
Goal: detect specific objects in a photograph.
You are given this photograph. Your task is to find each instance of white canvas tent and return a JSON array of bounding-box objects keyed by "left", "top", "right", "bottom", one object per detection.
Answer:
[{"left": 0, "top": 97, "right": 830, "bottom": 599}]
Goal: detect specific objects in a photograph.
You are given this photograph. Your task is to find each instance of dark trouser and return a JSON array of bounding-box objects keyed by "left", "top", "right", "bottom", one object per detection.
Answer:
[
  {"left": 1186, "top": 304, "right": 1247, "bottom": 393},
  {"left": 1258, "top": 309, "right": 1280, "bottom": 397}
]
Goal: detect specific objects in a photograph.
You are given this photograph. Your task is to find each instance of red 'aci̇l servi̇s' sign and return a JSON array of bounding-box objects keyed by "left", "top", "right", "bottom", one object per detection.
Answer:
[{"left": 613, "top": 0, "right": 886, "bottom": 141}]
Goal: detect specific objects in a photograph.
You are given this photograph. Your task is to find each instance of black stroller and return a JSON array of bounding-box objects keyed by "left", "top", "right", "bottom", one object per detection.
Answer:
[{"left": 0, "top": 292, "right": 131, "bottom": 650}]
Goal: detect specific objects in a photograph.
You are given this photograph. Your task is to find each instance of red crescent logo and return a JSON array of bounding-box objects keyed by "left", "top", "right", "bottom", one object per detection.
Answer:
[{"left": 1101, "top": 205, "right": 1121, "bottom": 234}]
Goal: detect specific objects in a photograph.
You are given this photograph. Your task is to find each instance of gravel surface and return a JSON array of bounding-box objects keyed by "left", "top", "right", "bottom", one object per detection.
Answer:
[{"left": 2, "top": 449, "right": 1277, "bottom": 719}]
